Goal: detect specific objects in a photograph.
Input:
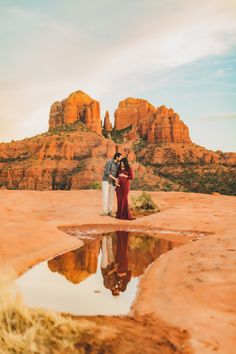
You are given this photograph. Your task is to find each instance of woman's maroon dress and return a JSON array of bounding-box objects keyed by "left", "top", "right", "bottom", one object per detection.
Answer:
[
  {"left": 115, "top": 231, "right": 131, "bottom": 292},
  {"left": 116, "top": 168, "right": 135, "bottom": 220}
]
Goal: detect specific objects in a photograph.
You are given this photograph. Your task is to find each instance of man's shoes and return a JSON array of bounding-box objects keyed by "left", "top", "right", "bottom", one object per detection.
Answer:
[
  {"left": 100, "top": 212, "right": 108, "bottom": 216},
  {"left": 108, "top": 211, "right": 115, "bottom": 217}
]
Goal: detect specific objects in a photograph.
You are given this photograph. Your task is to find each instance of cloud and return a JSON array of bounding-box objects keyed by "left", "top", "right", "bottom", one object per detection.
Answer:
[
  {"left": 94, "top": 4, "right": 236, "bottom": 83},
  {"left": 0, "top": 0, "right": 236, "bottom": 147},
  {"left": 202, "top": 112, "right": 236, "bottom": 120},
  {"left": 214, "top": 69, "right": 225, "bottom": 77}
]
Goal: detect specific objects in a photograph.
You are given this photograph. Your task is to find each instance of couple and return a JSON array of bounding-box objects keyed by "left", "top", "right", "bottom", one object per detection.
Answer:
[
  {"left": 100, "top": 231, "right": 131, "bottom": 296},
  {"left": 101, "top": 152, "right": 135, "bottom": 220}
]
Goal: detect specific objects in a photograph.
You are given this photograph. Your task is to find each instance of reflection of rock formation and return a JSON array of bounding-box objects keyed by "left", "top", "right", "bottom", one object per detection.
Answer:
[
  {"left": 127, "top": 236, "right": 179, "bottom": 277},
  {"left": 47, "top": 232, "right": 179, "bottom": 287},
  {"left": 111, "top": 232, "right": 180, "bottom": 278},
  {"left": 48, "top": 239, "right": 100, "bottom": 284}
]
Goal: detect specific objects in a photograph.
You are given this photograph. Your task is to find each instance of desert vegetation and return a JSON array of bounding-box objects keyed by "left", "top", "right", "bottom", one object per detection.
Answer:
[
  {"left": 0, "top": 275, "right": 117, "bottom": 354},
  {"left": 131, "top": 192, "right": 159, "bottom": 217},
  {"left": 156, "top": 164, "right": 236, "bottom": 196}
]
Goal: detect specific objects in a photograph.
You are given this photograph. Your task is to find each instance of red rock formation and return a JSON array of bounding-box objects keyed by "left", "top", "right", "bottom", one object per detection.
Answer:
[
  {"left": 123, "top": 126, "right": 139, "bottom": 142},
  {"left": 103, "top": 111, "right": 112, "bottom": 132},
  {"left": 0, "top": 91, "right": 235, "bottom": 193},
  {"left": 114, "top": 99, "right": 191, "bottom": 144},
  {"left": 0, "top": 129, "right": 117, "bottom": 190},
  {"left": 49, "top": 91, "right": 102, "bottom": 135},
  {"left": 145, "top": 106, "right": 191, "bottom": 144},
  {"left": 114, "top": 98, "right": 156, "bottom": 131}
]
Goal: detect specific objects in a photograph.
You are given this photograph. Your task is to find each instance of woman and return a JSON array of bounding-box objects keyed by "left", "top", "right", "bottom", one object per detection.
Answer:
[
  {"left": 115, "top": 157, "right": 135, "bottom": 220},
  {"left": 115, "top": 231, "right": 132, "bottom": 292}
]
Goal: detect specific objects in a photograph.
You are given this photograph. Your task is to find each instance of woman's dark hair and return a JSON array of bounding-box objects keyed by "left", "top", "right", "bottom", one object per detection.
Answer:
[
  {"left": 119, "top": 157, "right": 130, "bottom": 171},
  {"left": 113, "top": 152, "right": 122, "bottom": 160}
]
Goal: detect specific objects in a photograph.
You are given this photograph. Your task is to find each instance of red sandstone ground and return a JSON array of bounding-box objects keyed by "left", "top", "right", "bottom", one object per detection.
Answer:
[{"left": 0, "top": 190, "right": 235, "bottom": 353}]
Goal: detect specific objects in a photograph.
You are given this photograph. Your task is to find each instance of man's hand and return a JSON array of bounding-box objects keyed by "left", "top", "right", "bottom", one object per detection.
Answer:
[{"left": 109, "top": 174, "right": 118, "bottom": 182}]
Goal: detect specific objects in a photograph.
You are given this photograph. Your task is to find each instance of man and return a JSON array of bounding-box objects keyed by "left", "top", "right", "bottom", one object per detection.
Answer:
[{"left": 101, "top": 152, "right": 122, "bottom": 216}]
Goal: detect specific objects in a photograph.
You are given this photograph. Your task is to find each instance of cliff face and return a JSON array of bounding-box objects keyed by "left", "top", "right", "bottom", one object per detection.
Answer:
[
  {"left": 114, "top": 99, "right": 191, "bottom": 144},
  {"left": 49, "top": 91, "right": 102, "bottom": 135},
  {"left": 145, "top": 106, "right": 191, "bottom": 144},
  {"left": 0, "top": 90, "right": 235, "bottom": 194},
  {"left": 114, "top": 98, "right": 156, "bottom": 131},
  {"left": 103, "top": 111, "right": 112, "bottom": 132},
  {"left": 0, "top": 128, "right": 117, "bottom": 190}
]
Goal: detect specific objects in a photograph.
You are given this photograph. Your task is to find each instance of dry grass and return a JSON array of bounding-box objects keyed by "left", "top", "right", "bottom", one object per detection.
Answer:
[{"left": 0, "top": 269, "right": 116, "bottom": 354}]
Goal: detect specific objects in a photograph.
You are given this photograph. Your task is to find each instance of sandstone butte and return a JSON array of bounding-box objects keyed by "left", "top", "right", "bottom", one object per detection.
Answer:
[
  {"left": 0, "top": 90, "right": 235, "bottom": 191},
  {"left": 114, "top": 97, "right": 191, "bottom": 144},
  {"left": 49, "top": 90, "right": 102, "bottom": 135}
]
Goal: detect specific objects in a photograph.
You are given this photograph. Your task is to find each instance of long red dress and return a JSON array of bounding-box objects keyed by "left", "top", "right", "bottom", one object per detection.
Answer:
[
  {"left": 116, "top": 168, "right": 135, "bottom": 220},
  {"left": 115, "top": 231, "right": 131, "bottom": 292}
]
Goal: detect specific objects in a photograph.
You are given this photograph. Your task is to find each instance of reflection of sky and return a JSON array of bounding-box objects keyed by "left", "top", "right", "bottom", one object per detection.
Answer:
[
  {"left": 16, "top": 254, "right": 139, "bottom": 316},
  {"left": 0, "top": 0, "right": 236, "bottom": 151}
]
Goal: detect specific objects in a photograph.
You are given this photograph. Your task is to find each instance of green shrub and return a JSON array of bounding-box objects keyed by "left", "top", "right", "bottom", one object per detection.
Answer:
[
  {"left": 48, "top": 121, "right": 89, "bottom": 135},
  {"left": 89, "top": 182, "right": 101, "bottom": 189},
  {"left": 133, "top": 138, "right": 148, "bottom": 152},
  {"left": 0, "top": 155, "right": 29, "bottom": 163},
  {"left": 131, "top": 192, "right": 159, "bottom": 212},
  {"left": 163, "top": 183, "right": 173, "bottom": 191},
  {"left": 156, "top": 165, "right": 236, "bottom": 196},
  {"left": 110, "top": 125, "right": 132, "bottom": 143}
]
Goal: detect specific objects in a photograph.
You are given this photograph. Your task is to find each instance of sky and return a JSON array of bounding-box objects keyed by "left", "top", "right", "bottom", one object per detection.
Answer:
[
  {"left": 17, "top": 255, "right": 139, "bottom": 316},
  {"left": 0, "top": 0, "right": 236, "bottom": 152}
]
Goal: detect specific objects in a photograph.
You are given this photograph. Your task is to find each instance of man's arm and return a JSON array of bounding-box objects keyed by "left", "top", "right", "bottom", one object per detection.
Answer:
[
  {"left": 104, "top": 160, "right": 118, "bottom": 182},
  {"left": 104, "top": 160, "right": 112, "bottom": 177},
  {"left": 109, "top": 173, "right": 117, "bottom": 182}
]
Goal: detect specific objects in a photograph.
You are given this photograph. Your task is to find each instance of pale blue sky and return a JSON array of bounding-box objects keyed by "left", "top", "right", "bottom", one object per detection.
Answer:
[{"left": 0, "top": 0, "right": 236, "bottom": 151}]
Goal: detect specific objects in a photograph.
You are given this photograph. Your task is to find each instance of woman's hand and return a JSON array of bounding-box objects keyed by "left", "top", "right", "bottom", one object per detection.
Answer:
[{"left": 119, "top": 173, "right": 128, "bottom": 178}]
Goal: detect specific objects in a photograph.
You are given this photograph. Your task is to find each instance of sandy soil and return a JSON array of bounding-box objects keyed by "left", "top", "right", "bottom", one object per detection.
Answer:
[
  {"left": 69, "top": 315, "right": 192, "bottom": 354},
  {"left": 0, "top": 190, "right": 236, "bottom": 353}
]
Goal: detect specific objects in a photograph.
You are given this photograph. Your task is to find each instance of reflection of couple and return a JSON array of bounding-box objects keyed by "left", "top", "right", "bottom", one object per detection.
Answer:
[
  {"left": 101, "top": 153, "right": 135, "bottom": 220},
  {"left": 100, "top": 231, "right": 131, "bottom": 296}
]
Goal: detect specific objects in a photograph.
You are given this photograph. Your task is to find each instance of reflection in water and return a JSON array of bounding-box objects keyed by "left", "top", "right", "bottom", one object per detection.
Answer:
[
  {"left": 115, "top": 231, "right": 131, "bottom": 294},
  {"left": 100, "top": 231, "right": 131, "bottom": 296},
  {"left": 48, "top": 231, "right": 179, "bottom": 294},
  {"left": 100, "top": 234, "right": 118, "bottom": 296},
  {"left": 48, "top": 239, "right": 100, "bottom": 283},
  {"left": 17, "top": 231, "right": 181, "bottom": 316}
]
